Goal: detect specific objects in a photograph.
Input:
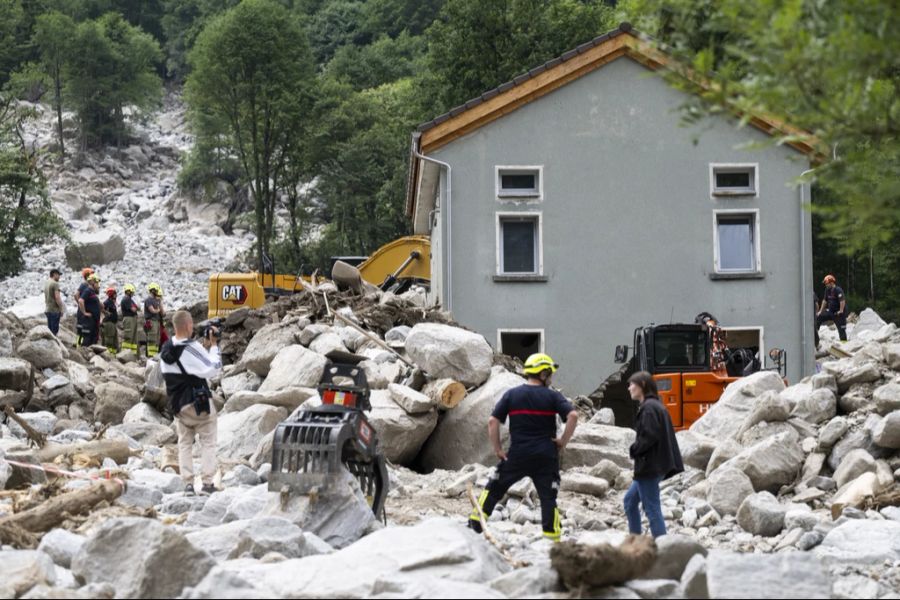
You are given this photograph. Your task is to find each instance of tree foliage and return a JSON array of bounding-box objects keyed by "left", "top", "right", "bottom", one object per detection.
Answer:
[
  {"left": 186, "top": 0, "right": 316, "bottom": 267},
  {"left": 0, "top": 96, "right": 66, "bottom": 277}
]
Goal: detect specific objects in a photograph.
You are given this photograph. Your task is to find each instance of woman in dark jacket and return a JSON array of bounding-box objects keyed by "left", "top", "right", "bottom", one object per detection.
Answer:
[{"left": 624, "top": 371, "right": 684, "bottom": 537}]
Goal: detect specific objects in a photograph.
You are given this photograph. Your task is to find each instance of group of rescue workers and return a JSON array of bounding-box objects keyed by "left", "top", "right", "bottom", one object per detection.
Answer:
[{"left": 44, "top": 267, "right": 167, "bottom": 358}]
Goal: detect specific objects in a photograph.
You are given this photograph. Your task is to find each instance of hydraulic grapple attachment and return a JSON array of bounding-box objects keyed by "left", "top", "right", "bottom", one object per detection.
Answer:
[{"left": 269, "top": 362, "right": 389, "bottom": 517}]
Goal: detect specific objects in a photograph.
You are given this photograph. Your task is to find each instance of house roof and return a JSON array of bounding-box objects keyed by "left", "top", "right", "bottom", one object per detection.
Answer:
[{"left": 406, "top": 23, "right": 819, "bottom": 219}]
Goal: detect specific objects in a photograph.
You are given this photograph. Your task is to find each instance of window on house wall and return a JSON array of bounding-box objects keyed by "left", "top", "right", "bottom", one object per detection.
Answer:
[
  {"left": 710, "top": 164, "right": 758, "bottom": 196},
  {"left": 498, "top": 214, "right": 541, "bottom": 275},
  {"left": 497, "top": 167, "right": 541, "bottom": 198},
  {"left": 714, "top": 211, "right": 760, "bottom": 273},
  {"left": 499, "top": 330, "right": 544, "bottom": 363}
]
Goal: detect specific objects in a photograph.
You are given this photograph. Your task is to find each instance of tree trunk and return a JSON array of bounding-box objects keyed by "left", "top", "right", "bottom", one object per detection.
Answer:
[
  {"left": 25, "top": 439, "right": 134, "bottom": 465},
  {"left": 423, "top": 379, "right": 467, "bottom": 410},
  {"left": 54, "top": 66, "right": 65, "bottom": 157}
]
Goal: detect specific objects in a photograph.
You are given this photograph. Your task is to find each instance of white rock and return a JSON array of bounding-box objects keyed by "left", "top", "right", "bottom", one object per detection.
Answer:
[
  {"left": 387, "top": 383, "right": 434, "bottom": 414},
  {"left": 706, "top": 466, "right": 754, "bottom": 517},
  {"left": 0, "top": 550, "right": 56, "bottom": 597},
  {"left": 238, "top": 324, "right": 299, "bottom": 376},
  {"left": 258, "top": 345, "right": 327, "bottom": 393},
  {"left": 873, "top": 382, "right": 900, "bottom": 415},
  {"left": 818, "top": 416, "right": 849, "bottom": 450},
  {"left": 0, "top": 357, "right": 32, "bottom": 390},
  {"left": 185, "top": 516, "right": 329, "bottom": 561},
  {"left": 872, "top": 411, "right": 900, "bottom": 448},
  {"left": 93, "top": 382, "right": 140, "bottom": 425},
  {"left": 720, "top": 430, "right": 804, "bottom": 493},
  {"left": 38, "top": 529, "right": 86, "bottom": 569},
  {"left": 369, "top": 390, "right": 437, "bottom": 465},
  {"left": 8, "top": 411, "right": 57, "bottom": 438},
  {"left": 560, "top": 473, "right": 609, "bottom": 497},
  {"left": 833, "top": 448, "right": 876, "bottom": 488},
  {"left": 705, "top": 551, "right": 831, "bottom": 598},
  {"left": 791, "top": 388, "right": 837, "bottom": 425},
  {"left": 220, "top": 371, "right": 263, "bottom": 399},
  {"left": 815, "top": 520, "right": 900, "bottom": 565},
  {"left": 736, "top": 491, "right": 787, "bottom": 537},
  {"left": 405, "top": 323, "right": 493, "bottom": 387},
  {"left": 122, "top": 402, "right": 169, "bottom": 426},
  {"left": 64, "top": 230, "right": 125, "bottom": 268},
  {"left": 850, "top": 308, "right": 887, "bottom": 341},
  {"left": 690, "top": 371, "right": 786, "bottom": 441},
  {"left": 71, "top": 517, "right": 215, "bottom": 598},
  {"left": 309, "top": 332, "right": 348, "bottom": 356},
  {"left": 217, "top": 405, "right": 288, "bottom": 461}
]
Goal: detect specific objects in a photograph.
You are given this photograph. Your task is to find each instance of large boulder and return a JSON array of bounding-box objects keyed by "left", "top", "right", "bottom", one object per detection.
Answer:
[
  {"left": 64, "top": 230, "right": 125, "bottom": 268},
  {"left": 368, "top": 390, "right": 437, "bottom": 465},
  {"left": 872, "top": 411, "right": 900, "bottom": 448},
  {"left": 818, "top": 416, "right": 849, "bottom": 450},
  {"left": 736, "top": 491, "right": 787, "bottom": 536},
  {"left": 258, "top": 345, "right": 327, "bottom": 393},
  {"left": 884, "top": 344, "right": 900, "bottom": 371},
  {"left": 850, "top": 308, "right": 887, "bottom": 341},
  {"left": 815, "top": 520, "right": 900, "bottom": 565},
  {"left": 705, "top": 551, "right": 831, "bottom": 598},
  {"left": 561, "top": 423, "right": 636, "bottom": 470},
  {"left": 238, "top": 324, "right": 300, "bottom": 376},
  {"left": 262, "top": 468, "right": 375, "bottom": 549},
  {"left": 93, "top": 382, "right": 141, "bottom": 424},
  {"left": 676, "top": 430, "right": 717, "bottom": 471},
  {"left": 735, "top": 390, "right": 791, "bottom": 436},
  {"left": 0, "top": 550, "right": 56, "bottom": 597},
  {"left": 405, "top": 324, "right": 493, "bottom": 387},
  {"left": 388, "top": 383, "right": 434, "bottom": 414},
  {"left": 220, "top": 371, "right": 263, "bottom": 399},
  {"left": 690, "top": 371, "right": 786, "bottom": 441},
  {"left": 791, "top": 388, "right": 837, "bottom": 425},
  {"left": 833, "top": 448, "right": 876, "bottom": 488},
  {"left": 110, "top": 422, "right": 176, "bottom": 446},
  {"left": 217, "top": 404, "right": 288, "bottom": 461},
  {"left": 71, "top": 517, "right": 215, "bottom": 598},
  {"left": 8, "top": 411, "right": 57, "bottom": 438},
  {"left": 185, "top": 516, "right": 331, "bottom": 561},
  {"left": 720, "top": 430, "right": 804, "bottom": 493},
  {"left": 641, "top": 535, "right": 707, "bottom": 580},
  {"left": 0, "top": 357, "right": 31, "bottom": 391},
  {"left": 419, "top": 367, "right": 520, "bottom": 471},
  {"left": 706, "top": 466, "right": 755, "bottom": 516},
  {"left": 822, "top": 359, "right": 881, "bottom": 393},
  {"left": 224, "top": 387, "right": 317, "bottom": 414},
  {"left": 186, "top": 518, "right": 508, "bottom": 599},
  {"left": 16, "top": 326, "right": 65, "bottom": 369}
]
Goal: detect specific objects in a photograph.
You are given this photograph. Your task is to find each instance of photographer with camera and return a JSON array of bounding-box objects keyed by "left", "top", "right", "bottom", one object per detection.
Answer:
[{"left": 159, "top": 310, "right": 223, "bottom": 495}]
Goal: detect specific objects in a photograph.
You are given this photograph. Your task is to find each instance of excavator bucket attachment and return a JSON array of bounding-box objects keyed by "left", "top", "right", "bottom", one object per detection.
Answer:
[{"left": 269, "top": 362, "right": 389, "bottom": 517}]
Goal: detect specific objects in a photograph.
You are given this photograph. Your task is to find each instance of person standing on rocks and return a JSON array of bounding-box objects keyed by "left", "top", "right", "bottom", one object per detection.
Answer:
[
  {"left": 468, "top": 353, "right": 578, "bottom": 542},
  {"left": 160, "top": 310, "right": 222, "bottom": 495},
  {"left": 43, "top": 268, "right": 66, "bottom": 336},
  {"left": 120, "top": 283, "right": 140, "bottom": 352},
  {"left": 144, "top": 283, "right": 165, "bottom": 357},
  {"left": 72, "top": 267, "right": 93, "bottom": 343},
  {"left": 624, "top": 371, "right": 683, "bottom": 538},
  {"left": 77, "top": 274, "right": 102, "bottom": 347},
  {"left": 816, "top": 274, "right": 847, "bottom": 343},
  {"left": 101, "top": 287, "right": 120, "bottom": 355}
]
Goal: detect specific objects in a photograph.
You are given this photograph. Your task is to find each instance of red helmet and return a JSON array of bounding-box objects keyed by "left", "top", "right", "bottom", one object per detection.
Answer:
[
  {"left": 823, "top": 274, "right": 836, "bottom": 285},
  {"left": 106, "top": 287, "right": 116, "bottom": 297}
]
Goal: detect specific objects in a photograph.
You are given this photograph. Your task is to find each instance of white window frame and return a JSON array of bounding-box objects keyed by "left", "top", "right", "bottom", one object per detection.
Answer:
[
  {"left": 496, "top": 211, "right": 543, "bottom": 276},
  {"left": 496, "top": 165, "right": 543, "bottom": 201},
  {"left": 497, "top": 329, "right": 546, "bottom": 356},
  {"left": 713, "top": 209, "right": 761, "bottom": 274},
  {"left": 722, "top": 326, "right": 765, "bottom": 366},
  {"left": 709, "top": 163, "right": 759, "bottom": 197}
]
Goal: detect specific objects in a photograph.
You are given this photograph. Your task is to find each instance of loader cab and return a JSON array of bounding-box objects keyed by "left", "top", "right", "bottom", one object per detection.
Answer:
[{"left": 608, "top": 324, "right": 734, "bottom": 431}]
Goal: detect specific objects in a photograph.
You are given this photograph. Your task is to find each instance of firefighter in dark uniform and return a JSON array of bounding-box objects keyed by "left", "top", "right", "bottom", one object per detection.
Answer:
[
  {"left": 817, "top": 274, "right": 847, "bottom": 343},
  {"left": 101, "top": 287, "right": 120, "bottom": 354},
  {"left": 77, "top": 274, "right": 102, "bottom": 347},
  {"left": 468, "top": 353, "right": 579, "bottom": 541}
]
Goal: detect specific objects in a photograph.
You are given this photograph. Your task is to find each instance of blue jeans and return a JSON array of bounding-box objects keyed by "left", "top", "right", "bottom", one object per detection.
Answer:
[
  {"left": 624, "top": 476, "right": 666, "bottom": 537},
  {"left": 45, "top": 312, "right": 61, "bottom": 336}
]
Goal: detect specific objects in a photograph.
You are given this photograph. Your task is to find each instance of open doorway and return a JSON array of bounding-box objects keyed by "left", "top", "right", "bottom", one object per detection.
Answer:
[{"left": 498, "top": 329, "right": 544, "bottom": 363}]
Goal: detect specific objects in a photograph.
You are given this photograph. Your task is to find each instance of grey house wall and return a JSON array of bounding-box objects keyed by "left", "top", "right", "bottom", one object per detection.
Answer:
[{"left": 427, "top": 56, "right": 813, "bottom": 396}]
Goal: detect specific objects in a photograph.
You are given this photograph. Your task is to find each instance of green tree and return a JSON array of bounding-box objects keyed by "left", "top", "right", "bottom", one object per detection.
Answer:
[
  {"left": 32, "top": 11, "right": 76, "bottom": 156},
  {"left": 186, "top": 0, "right": 316, "bottom": 267},
  {"left": 325, "top": 31, "right": 424, "bottom": 90},
  {"left": 0, "top": 94, "right": 66, "bottom": 276},
  {"left": 65, "top": 13, "right": 163, "bottom": 149},
  {"left": 423, "top": 0, "right": 617, "bottom": 111},
  {"left": 306, "top": 0, "right": 369, "bottom": 65}
]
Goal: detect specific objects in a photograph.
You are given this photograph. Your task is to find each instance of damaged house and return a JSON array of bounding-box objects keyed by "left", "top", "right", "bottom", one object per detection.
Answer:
[{"left": 406, "top": 23, "right": 818, "bottom": 395}]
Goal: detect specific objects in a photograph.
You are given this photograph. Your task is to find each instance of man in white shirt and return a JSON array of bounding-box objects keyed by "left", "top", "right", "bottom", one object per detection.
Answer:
[{"left": 159, "top": 310, "right": 222, "bottom": 495}]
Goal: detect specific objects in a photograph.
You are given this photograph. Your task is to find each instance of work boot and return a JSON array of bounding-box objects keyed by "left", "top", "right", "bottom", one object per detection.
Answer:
[
  {"left": 467, "top": 518, "right": 483, "bottom": 534},
  {"left": 184, "top": 483, "right": 195, "bottom": 495},
  {"left": 201, "top": 483, "right": 216, "bottom": 495}
]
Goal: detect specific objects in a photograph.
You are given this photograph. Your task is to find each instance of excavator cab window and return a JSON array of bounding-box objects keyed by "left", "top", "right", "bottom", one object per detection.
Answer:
[{"left": 653, "top": 330, "right": 709, "bottom": 371}]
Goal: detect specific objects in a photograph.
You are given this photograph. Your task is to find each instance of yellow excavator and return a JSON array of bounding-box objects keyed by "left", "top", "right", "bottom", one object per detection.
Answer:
[{"left": 207, "top": 236, "right": 430, "bottom": 318}]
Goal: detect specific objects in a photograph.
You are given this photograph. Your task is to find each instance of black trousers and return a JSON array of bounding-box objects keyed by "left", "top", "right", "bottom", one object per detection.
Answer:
[
  {"left": 816, "top": 310, "right": 847, "bottom": 344},
  {"left": 470, "top": 453, "right": 561, "bottom": 540}
]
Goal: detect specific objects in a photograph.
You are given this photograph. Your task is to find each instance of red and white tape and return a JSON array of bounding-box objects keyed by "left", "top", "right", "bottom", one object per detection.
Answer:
[{"left": 4, "top": 459, "right": 126, "bottom": 491}]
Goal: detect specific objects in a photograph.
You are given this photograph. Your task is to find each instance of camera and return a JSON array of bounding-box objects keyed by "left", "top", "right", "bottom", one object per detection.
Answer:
[{"left": 202, "top": 318, "right": 223, "bottom": 340}]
